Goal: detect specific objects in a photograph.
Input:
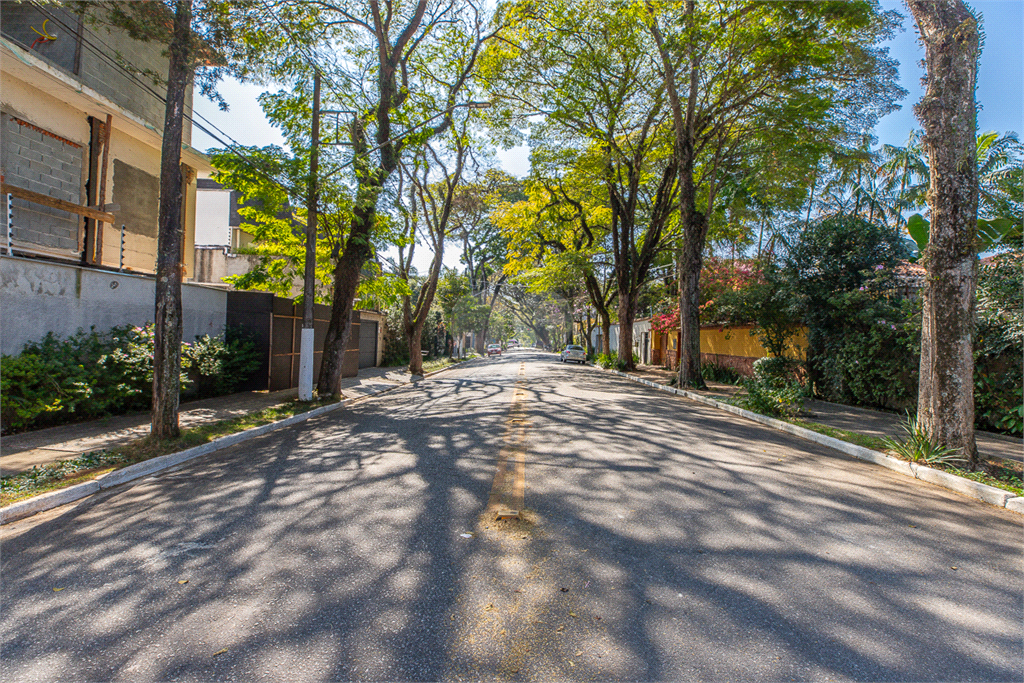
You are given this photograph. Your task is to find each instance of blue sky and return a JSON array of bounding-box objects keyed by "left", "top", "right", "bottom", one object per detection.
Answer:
[{"left": 875, "top": 0, "right": 1023, "bottom": 146}]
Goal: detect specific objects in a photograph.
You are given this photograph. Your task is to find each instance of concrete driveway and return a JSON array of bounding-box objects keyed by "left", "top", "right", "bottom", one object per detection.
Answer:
[{"left": 1, "top": 351, "right": 1020, "bottom": 681}]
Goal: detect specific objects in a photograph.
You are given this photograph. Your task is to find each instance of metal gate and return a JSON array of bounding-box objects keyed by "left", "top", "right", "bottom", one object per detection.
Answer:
[{"left": 359, "top": 320, "right": 378, "bottom": 368}]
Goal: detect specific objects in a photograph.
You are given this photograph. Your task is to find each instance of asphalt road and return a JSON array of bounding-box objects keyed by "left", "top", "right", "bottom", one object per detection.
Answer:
[{"left": 1, "top": 351, "right": 1021, "bottom": 682}]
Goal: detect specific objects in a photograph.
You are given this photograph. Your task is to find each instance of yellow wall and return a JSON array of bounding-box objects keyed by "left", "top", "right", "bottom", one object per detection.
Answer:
[{"left": 700, "top": 325, "right": 808, "bottom": 360}]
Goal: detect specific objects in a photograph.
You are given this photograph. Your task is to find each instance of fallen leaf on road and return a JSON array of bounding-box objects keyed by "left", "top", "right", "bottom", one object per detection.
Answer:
[
  {"left": 951, "top": 566, "right": 958, "bottom": 570},
  {"left": 178, "top": 580, "right": 189, "bottom": 585},
  {"left": 560, "top": 587, "right": 569, "bottom": 592},
  {"left": 52, "top": 587, "right": 65, "bottom": 592},
  {"left": 569, "top": 612, "right": 578, "bottom": 618},
  {"left": 485, "top": 603, "right": 496, "bottom": 612},
  {"left": 213, "top": 649, "right": 228, "bottom": 657},
  {"left": 556, "top": 625, "right": 565, "bottom": 632},
  {"left": 575, "top": 650, "right": 583, "bottom": 657},
  {"left": 568, "top": 660, "right": 575, "bottom": 667}
]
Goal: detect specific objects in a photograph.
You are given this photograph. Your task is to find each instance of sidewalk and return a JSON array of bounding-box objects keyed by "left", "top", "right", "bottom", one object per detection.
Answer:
[
  {"left": 1, "top": 366, "right": 418, "bottom": 476},
  {"left": 625, "top": 365, "right": 1022, "bottom": 465}
]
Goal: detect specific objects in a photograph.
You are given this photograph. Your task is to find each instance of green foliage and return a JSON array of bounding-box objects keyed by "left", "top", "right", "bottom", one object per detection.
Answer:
[
  {"left": 1, "top": 327, "right": 154, "bottom": 433},
  {"left": 828, "top": 290, "right": 920, "bottom": 411},
  {"left": 0, "top": 449, "right": 133, "bottom": 497},
  {"left": 905, "top": 212, "right": 1017, "bottom": 254},
  {"left": 738, "top": 357, "right": 805, "bottom": 418},
  {"left": 700, "top": 362, "right": 742, "bottom": 385},
  {"left": 381, "top": 303, "right": 410, "bottom": 367},
  {"left": 181, "top": 327, "right": 262, "bottom": 399},
  {"left": 974, "top": 251, "right": 1023, "bottom": 435},
  {"left": 883, "top": 413, "right": 966, "bottom": 466},
  {"left": 713, "top": 263, "right": 803, "bottom": 359},
  {"left": 595, "top": 351, "right": 639, "bottom": 371},
  {"left": 1, "top": 325, "right": 259, "bottom": 434},
  {"left": 787, "top": 215, "right": 914, "bottom": 409}
]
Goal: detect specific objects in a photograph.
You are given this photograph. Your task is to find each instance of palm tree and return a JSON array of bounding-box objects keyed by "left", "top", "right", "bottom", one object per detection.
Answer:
[{"left": 876, "top": 129, "right": 929, "bottom": 227}]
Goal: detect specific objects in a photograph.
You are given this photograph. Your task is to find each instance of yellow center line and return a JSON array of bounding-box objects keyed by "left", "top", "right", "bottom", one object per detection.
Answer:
[{"left": 487, "top": 363, "right": 528, "bottom": 518}]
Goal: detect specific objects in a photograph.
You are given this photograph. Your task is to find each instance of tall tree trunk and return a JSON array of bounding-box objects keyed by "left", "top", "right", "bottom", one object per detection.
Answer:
[
  {"left": 601, "top": 318, "right": 611, "bottom": 356},
  {"left": 476, "top": 328, "right": 487, "bottom": 355},
  {"left": 317, "top": 201, "right": 375, "bottom": 397},
  {"left": 563, "top": 303, "right": 574, "bottom": 346},
  {"left": 650, "top": 0, "right": 705, "bottom": 388},
  {"left": 617, "top": 296, "right": 635, "bottom": 369},
  {"left": 678, "top": 209, "right": 708, "bottom": 388},
  {"left": 407, "top": 324, "right": 425, "bottom": 375},
  {"left": 909, "top": 0, "right": 980, "bottom": 466},
  {"left": 151, "top": 0, "right": 192, "bottom": 439}
]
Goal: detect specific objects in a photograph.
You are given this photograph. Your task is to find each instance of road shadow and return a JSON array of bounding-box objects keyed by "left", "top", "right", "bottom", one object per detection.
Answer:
[{"left": 0, "top": 354, "right": 1020, "bottom": 681}]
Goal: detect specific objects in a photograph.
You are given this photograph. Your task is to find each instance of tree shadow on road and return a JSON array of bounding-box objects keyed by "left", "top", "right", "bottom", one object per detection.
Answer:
[{"left": 0, "top": 360, "right": 1020, "bottom": 681}]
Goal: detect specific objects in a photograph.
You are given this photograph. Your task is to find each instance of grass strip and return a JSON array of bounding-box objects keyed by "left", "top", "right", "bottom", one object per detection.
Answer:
[
  {"left": 786, "top": 418, "right": 1022, "bottom": 496},
  {"left": 1, "top": 398, "right": 338, "bottom": 507},
  {"left": 664, "top": 379, "right": 1024, "bottom": 500},
  {"left": 787, "top": 418, "right": 891, "bottom": 453},
  {"left": 423, "top": 356, "right": 467, "bottom": 373}
]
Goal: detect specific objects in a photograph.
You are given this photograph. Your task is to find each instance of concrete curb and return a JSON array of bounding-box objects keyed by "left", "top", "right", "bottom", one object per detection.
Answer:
[
  {"left": 0, "top": 364, "right": 471, "bottom": 526},
  {"left": 603, "top": 368, "right": 1022, "bottom": 514}
]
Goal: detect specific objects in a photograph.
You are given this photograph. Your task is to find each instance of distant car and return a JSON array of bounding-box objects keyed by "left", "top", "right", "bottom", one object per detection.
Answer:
[
  {"left": 560, "top": 344, "right": 586, "bottom": 364},
  {"left": 507, "top": 338, "right": 519, "bottom": 348},
  {"left": 487, "top": 344, "right": 502, "bottom": 356}
]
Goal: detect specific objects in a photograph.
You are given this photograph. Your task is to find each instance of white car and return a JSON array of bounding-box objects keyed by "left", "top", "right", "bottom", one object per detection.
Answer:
[{"left": 560, "top": 344, "right": 586, "bottom": 364}]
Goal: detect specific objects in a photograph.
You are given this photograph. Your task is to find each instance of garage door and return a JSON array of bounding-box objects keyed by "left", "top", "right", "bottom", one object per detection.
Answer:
[{"left": 359, "top": 320, "right": 378, "bottom": 368}]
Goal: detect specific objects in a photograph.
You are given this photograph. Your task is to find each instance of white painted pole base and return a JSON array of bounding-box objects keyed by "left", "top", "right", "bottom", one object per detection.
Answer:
[{"left": 298, "top": 327, "right": 315, "bottom": 401}]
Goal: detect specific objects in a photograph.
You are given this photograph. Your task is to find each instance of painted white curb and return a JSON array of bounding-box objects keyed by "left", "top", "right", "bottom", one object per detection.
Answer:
[
  {"left": 0, "top": 366, "right": 468, "bottom": 526},
  {"left": 602, "top": 368, "right": 1022, "bottom": 514}
]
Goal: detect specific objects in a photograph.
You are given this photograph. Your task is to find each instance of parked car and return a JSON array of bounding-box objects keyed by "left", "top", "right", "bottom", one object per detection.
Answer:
[
  {"left": 560, "top": 344, "right": 586, "bottom": 364},
  {"left": 487, "top": 344, "right": 502, "bottom": 356},
  {"left": 507, "top": 338, "right": 519, "bottom": 348}
]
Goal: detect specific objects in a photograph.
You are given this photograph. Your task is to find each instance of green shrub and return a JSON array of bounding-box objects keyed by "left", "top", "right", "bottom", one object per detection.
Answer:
[
  {"left": 595, "top": 353, "right": 617, "bottom": 369},
  {"left": 700, "top": 362, "right": 742, "bottom": 385},
  {"left": 738, "top": 357, "right": 805, "bottom": 417},
  {"left": 1, "top": 324, "right": 259, "bottom": 434},
  {"left": 974, "top": 251, "right": 1023, "bottom": 435}
]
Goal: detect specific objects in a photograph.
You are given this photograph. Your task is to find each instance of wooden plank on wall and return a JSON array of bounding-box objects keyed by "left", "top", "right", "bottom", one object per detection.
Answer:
[{"left": 2, "top": 183, "right": 115, "bottom": 223}]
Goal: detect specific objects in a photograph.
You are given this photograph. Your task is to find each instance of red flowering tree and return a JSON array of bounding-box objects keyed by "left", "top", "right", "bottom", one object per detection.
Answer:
[{"left": 651, "top": 258, "right": 762, "bottom": 334}]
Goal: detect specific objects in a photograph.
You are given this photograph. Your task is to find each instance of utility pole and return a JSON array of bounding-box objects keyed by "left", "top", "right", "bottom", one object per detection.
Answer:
[{"left": 298, "top": 70, "right": 321, "bottom": 401}]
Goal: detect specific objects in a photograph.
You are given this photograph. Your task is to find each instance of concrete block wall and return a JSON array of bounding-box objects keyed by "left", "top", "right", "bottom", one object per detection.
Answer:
[
  {"left": 0, "top": 112, "right": 83, "bottom": 253},
  {"left": 1, "top": 255, "right": 226, "bottom": 356}
]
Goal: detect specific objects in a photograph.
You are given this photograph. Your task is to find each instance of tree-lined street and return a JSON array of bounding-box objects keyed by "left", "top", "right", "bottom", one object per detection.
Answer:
[{"left": 2, "top": 352, "right": 1019, "bottom": 681}]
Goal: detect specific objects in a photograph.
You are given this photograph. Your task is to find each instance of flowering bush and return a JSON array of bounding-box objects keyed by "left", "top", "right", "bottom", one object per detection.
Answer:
[{"left": 650, "top": 258, "right": 763, "bottom": 334}]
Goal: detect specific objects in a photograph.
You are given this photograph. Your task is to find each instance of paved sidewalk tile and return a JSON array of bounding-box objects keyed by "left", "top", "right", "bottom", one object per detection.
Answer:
[
  {"left": 624, "top": 364, "right": 1022, "bottom": 465},
  {"left": 1, "top": 366, "right": 416, "bottom": 476}
]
